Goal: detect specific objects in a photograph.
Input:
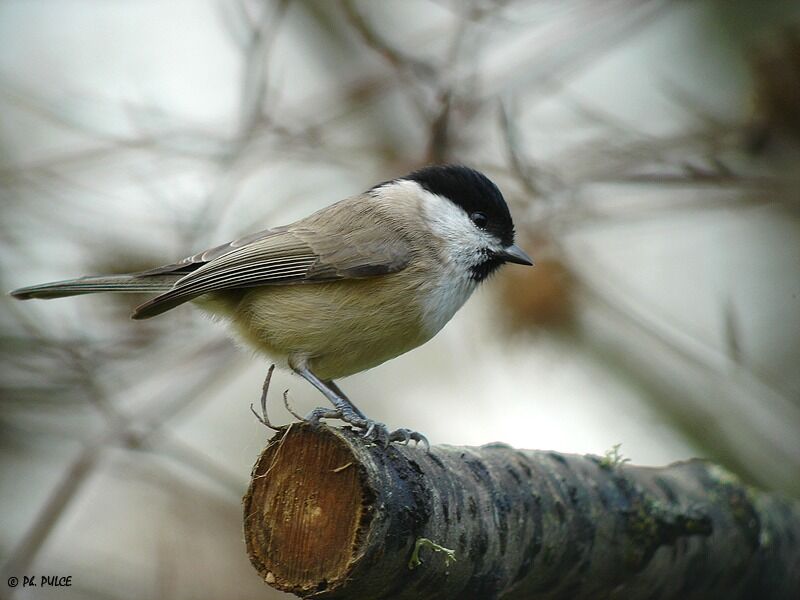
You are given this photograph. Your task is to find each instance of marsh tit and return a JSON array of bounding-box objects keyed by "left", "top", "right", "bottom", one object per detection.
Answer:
[{"left": 11, "top": 165, "right": 533, "bottom": 445}]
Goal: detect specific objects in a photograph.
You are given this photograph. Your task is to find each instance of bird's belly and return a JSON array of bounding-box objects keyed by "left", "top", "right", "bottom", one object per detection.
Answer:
[{"left": 229, "top": 277, "right": 432, "bottom": 380}]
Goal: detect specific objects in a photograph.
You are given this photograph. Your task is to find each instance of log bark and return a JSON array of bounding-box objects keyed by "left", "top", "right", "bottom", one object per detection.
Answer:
[{"left": 242, "top": 423, "right": 800, "bottom": 599}]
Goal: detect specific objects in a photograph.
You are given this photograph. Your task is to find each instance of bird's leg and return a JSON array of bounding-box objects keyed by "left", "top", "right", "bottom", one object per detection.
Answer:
[
  {"left": 327, "top": 379, "right": 429, "bottom": 449},
  {"left": 289, "top": 359, "right": 428, "bottom": 448},
  {"left": 289, "top": 362, "right": 367, "bottom": 429},
  {"left": 324, "top": 380, "right": 368, "bottom": 421}
]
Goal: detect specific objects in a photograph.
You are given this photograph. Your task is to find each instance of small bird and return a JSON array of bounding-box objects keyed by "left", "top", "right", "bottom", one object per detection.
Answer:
[{"left": 11, "top": 165, "right": 532, "bottom": 445}]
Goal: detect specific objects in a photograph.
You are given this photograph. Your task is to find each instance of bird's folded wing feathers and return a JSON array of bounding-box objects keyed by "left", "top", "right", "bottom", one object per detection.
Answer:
[{"left": 132, "top": 208, "right": 411, "bottom": 319}]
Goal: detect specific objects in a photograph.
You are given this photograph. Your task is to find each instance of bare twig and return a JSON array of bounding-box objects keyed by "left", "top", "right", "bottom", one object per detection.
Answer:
[{"left": 250, "top": 364, "right": 279, "bottom": 429}]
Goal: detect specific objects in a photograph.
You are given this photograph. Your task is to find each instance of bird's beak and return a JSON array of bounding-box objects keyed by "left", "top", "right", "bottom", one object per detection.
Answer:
[{"left": 496, "top": 244, "right": 534, "bottom": 266}]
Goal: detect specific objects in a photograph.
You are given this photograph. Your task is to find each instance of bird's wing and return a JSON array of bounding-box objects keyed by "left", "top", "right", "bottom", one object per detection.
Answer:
[
  {"left": 136, "top": 228, "right": 284, "bottom": 277},
  {"left": 132, "top": 200, "right": 411, "bottom": 319}
]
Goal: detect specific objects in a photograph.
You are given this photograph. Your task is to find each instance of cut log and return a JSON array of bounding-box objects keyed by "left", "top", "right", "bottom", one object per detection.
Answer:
[{"left": 243, "top": 423, "right": 800, "bottom": 599}]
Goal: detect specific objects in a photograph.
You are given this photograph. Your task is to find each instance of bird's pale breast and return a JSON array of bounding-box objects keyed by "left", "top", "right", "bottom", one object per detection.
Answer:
[{"left": 216, "top": 271, "right": 435, "bottom": 380}]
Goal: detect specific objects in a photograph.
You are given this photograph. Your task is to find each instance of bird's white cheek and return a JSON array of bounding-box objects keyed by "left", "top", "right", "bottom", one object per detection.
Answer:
[
  {"left": 417, "top": 219, "right": 485, "bottom": 334},
  {"left": 414, "top": 189, "right": 487, "bottom": 335}
]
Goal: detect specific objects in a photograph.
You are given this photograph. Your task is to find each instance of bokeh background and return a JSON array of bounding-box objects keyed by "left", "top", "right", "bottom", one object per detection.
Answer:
[{"left": 2, "top": 1, "right": 799, "bottom": 598}]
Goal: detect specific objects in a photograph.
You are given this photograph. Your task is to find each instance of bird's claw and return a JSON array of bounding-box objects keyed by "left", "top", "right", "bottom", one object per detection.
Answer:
[
  {"left": 301, "top": 409, "right": 428, "bottom": 450},
  {"left": 304, "top": 407, "right": 343, "bottom": 427},
  {"left": 389, "top": 426, "right": 410, "bottom": 444},
  {"left": 360, "top": 419, "right": 391, "bottom": 447},
  {"left": 358, "top": 421, "right": 429, "bottom": 450},
  {"left": 387, "top": 428, "right": 430, "bottom": 451}
]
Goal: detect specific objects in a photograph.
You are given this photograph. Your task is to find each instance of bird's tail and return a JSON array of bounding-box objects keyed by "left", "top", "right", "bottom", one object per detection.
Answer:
[{"left": 10, "top": 274, "right": 177, "bottom": 300}]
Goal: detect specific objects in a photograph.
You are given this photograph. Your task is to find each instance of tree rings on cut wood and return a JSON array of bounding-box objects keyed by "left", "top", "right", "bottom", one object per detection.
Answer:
[{"left": 243, "top": 424, "right": 365, "bottom": 595}]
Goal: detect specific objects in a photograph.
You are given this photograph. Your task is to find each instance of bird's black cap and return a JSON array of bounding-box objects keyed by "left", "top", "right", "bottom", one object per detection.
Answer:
[{"left": 404, "top": 165, "right": 515, "bottom": 247}]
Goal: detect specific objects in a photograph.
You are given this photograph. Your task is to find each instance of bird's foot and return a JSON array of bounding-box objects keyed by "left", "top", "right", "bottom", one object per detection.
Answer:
[
  {"left": 386, "top": 427, "right": 430, "bottom": 450},
  {"left": 304, "top": 406, "right": 347, "bottom": 426},
  {"left": 303, "top": 405, "right": 368, "bottom": 432},
  {"left": 302, "top": 408, "right": 428, "bottom": 450},
  {"left": 359, "top": 420, "right": 429, "bottom": 450}
]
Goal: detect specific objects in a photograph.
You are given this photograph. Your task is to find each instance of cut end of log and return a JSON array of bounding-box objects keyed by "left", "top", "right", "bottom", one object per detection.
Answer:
[{"left": 243, "top": 424, "right": 367, "bottom": 596}]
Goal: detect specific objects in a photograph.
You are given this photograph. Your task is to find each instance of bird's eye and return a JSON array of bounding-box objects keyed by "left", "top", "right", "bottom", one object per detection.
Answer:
[{"left": 470, "top": 211, "right": 488, "bottom": 229}]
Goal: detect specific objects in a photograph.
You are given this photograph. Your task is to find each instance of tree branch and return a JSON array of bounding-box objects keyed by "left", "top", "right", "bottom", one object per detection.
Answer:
[{"left": 243, "top": 424, "right": 800, "bottom": 599}]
